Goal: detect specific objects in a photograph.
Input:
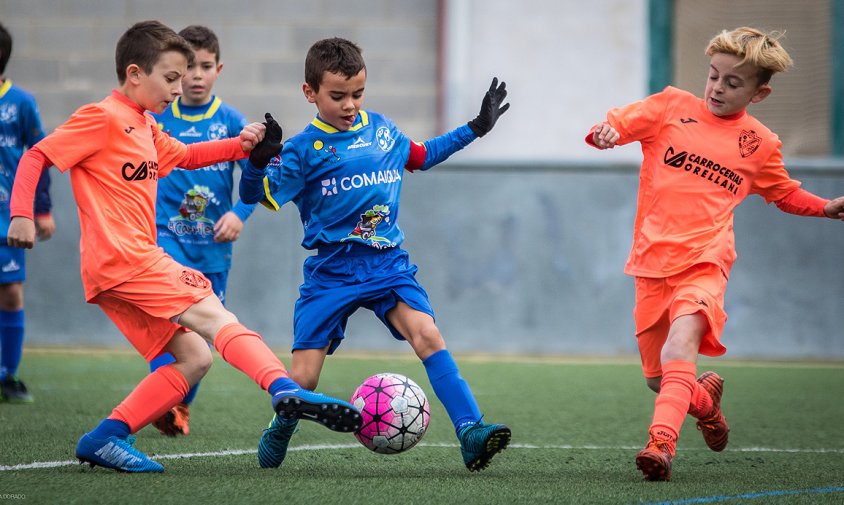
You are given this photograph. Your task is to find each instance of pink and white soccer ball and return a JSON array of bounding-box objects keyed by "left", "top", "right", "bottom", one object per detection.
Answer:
[{"left": 351, "top": 373, "right": 430, "bottom": 454}]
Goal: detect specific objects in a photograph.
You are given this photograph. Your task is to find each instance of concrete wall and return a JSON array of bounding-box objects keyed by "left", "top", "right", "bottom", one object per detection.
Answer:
[{"left": 4, "top": 1, "right": 844, "bottom": 358}]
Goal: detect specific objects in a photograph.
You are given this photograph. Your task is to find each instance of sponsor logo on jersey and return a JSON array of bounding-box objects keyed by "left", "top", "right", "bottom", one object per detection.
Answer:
[
  {"left": 313, "top": 140, "right": 341, "bottom": 162},
  {"left": 662, "top": 146, "right": 742, "bottom": 195},
  {"left": 321, "top": 178, "right": 338, "bottom": 196},
  {"left": 376, "top": 127, "right": 395, "bottom": 152},
  {"left": 680, "top": 117, "right": 698, "bottom": 124},
  {"left": 347, "top": 136, "right": 372, "bottom": 150},
  {"left": 124, "top": 126, "right": 135, "bottom": 134},
  {"left": 121, "top": 160, "right": 159, "bottom": 181},
  {"left": 179, "top": 126, "right": 203, "bottom": 138}
]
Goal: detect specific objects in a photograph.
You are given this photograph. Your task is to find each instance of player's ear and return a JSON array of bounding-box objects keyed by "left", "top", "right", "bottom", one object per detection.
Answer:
[
  {"left": 126, "top": 64, "right": 142, "bottom": 84},
  {"left": 303, "top": 82, "right": 317, "bottom": 103},
  {"left": 750, "top": 84, "right": 772, "bottom": 104},
  {"left": 216, "top": 61, "right": 224, "bottom": 74}
]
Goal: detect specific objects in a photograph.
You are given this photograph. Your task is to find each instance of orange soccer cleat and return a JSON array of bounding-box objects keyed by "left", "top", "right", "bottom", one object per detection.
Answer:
[
  {"left": 695, "top": 371, "right": 729, "bottom": 451},
  {"left": 636, "top": 433, "right": 675, "bottom": 481},
  {"left": 153, "top": 402, "right": 191, "bottom": 437}
]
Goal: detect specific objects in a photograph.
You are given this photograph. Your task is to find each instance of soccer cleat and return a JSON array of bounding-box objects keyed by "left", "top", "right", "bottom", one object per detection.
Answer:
[
  {"left": 153, "top": 402, "right": 191, "bottom": 437},
  {"left": 258, "top": 414, "right": 299, "bottom": 468},
  {"left": 635, "top": 434, "right": 675, "bottom": 481},
  {"left": 0, "top": 375, "right": 34, "bottom": 403},
  {"left": 76, "top": 434, "right": 164, "bottom": 473},
  {"left": 458, "top": 421, "right": 511, "bottom": 472},
  {"left": 272, "top": 388, "right": 362, "bottom": 433},
  {"left": 695, "top": 371, "right": 729, "bottom": 451}
]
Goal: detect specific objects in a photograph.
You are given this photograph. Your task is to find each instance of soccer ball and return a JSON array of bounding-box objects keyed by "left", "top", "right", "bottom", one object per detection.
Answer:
[{"left": 351, "top": 373, "right": 430, "bottom": 454}]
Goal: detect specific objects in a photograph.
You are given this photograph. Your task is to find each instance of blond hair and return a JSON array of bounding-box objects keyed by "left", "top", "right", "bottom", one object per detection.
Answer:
[{"left": 705, "top": 27, "right": 793, "bottom": 85}]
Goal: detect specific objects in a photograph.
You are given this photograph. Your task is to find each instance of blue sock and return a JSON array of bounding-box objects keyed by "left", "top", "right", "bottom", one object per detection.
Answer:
[
  {"left": 89, "top": 418, "right": 130, "bottom": 440},
  {"left": 182, "top": 383, "right": 200, "bottom": 405},
  {"left": 268, "top": 377, "right": 300, "bottom": 396},
  {"left": 423, "top": 349, "right": 482, "bottom": 433},
  {"left": 0, "top": 309, "right": 25, "bottom": 378}
]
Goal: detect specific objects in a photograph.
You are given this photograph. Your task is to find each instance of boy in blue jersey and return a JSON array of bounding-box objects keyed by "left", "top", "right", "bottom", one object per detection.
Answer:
[
  {"left": 0, "top": 22, "right": 54, "bottom": 403},
  {"left": 240, "top": 37, "right": 511, "bottom": 472},
  {"left": 149, "top": 25, "right": 256, "bottom": 436}
]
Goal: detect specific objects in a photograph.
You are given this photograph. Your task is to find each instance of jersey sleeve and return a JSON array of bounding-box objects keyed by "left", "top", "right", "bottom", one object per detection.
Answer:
[
  {"left": 259, "top": 143, "right": 306, "bottom": 211},
  {"left": 35, "top": 104, "right": 106, "bottom": 172},
  {"left": 606, "top": 87, "right": 673, "bottom": 146},
  {"left": 21, "top": 95, "right": 46, "bottom": 148},
  {"left": 151, "top": 116, "right": 189, "bottom": 177},
  {"left": 748, "top": 139, "right": 801, "bottom": 203},
  {"left": 416, "top": 123, "right": 476, "bottom": 171}
]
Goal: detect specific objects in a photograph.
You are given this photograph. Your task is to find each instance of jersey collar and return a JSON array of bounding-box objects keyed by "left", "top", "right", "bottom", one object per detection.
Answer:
[
  {"left": 0, "top": 79, "right": 11, "bottom": 99},
  {"left": 171, "top": 96, "right": 222, "bottom": 121},
  {"left": 311, "top": 110, "right": 369, "bottom": 133}
]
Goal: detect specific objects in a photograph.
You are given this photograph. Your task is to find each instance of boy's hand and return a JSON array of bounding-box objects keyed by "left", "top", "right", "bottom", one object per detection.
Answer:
[
  {"left": 35, "top": 214, "right": 56, "bottom": 241},
  {"left": 213, "top": 211, "right": 244, "bottom": 243},
  {"left": 592, "top": 122, "right": 619, "bottom": 149},
  {"left": 468, "top": 77, "right": 509, "bottom": 137},
  {"left": 7, "top": 217, "right": 36, "bottom": 249},
  {"left": 239, "top": 122, "right": 266, "bottom": 151},
  {"left": 249, "top": 113, "right": 283, "bottom": 169},
  {"left": 824, "top": 195, "right": 844, "bottom": 221}
]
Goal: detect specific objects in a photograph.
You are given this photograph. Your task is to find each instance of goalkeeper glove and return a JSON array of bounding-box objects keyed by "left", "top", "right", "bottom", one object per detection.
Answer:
[
  {"left": 249, "top": 112, "right": 283, "bottom": 168},
  {"left": 467, "top": 77, "right": 509, "bottom": 137}
]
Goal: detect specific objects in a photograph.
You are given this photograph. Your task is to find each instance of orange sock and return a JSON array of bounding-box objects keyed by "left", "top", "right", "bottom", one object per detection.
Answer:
[
  {"left": 687, "top": 380, "right": 714, "bottom": 418},
  {"left": 213, "top": 322, "right": 288, "bottom": 391},
  {"left": 110, "top": 365, "right": 189, "bottom": 433},
  {"left": 650, "top": 360, "right": 696, "bottom": 441}
]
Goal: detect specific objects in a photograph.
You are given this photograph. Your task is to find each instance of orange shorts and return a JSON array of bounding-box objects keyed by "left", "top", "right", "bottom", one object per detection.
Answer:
[
  {"left": 93, "top": 255, "right": 214, "bottom": 361},
  {"left": 634, "top": 263, "right": 728, "bottom": 378}
]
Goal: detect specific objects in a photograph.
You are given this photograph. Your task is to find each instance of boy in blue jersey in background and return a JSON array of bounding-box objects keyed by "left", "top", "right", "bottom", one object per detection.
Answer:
[
  {"left": 240, "top": 37, "right": 511, "bottom": 472},
  {"left": 149, "top": 25, "right": 255, "bottom": 436},
  {"left": 0, "top": 22, "right": 54, "bottom": 403}
]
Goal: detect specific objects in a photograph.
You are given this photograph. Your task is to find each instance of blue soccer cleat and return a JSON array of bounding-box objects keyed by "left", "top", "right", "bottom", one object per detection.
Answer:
[
  {"left": 272, "top": 388, "right": 362, "bottom": 433},
  {"left": 76, "top": 433, "right": 164, "bottom": 473},
  {"left": 458, "top": 421, "right": 511, "bottom": 472},
  {"left": 258, "top": 414, "right": 299, "bottom": 469}
]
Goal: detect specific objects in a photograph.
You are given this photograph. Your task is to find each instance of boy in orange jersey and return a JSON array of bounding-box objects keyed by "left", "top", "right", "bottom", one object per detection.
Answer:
[
  {"left": 587, "top": 26, "right": 844, "bottom": 481},
  {"left": 6, "top": 20, "right": 360, "bottom": 473}
]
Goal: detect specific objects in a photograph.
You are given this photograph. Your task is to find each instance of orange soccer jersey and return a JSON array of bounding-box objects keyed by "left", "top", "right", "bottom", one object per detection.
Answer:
[
  {"left": 33, "top": 91, "right": 187, "bottom": 300},
  {"left": 602, "top": 86, "right": 800, "bottom": 278}
]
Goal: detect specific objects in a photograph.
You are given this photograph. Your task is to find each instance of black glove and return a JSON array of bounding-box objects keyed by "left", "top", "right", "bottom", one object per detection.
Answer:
[
  {"left": 467, "top": 77, "right": 509, "bottom": 137},
  {"left": 249, "top": 112, "right": 283, "bottom": 168}
]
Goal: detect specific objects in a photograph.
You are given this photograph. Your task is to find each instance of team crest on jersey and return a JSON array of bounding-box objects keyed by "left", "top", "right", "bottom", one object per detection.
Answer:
[
  {"left": 376, "top": 127, "right": 395, "bottom": 152},
  {"left": 167, "top": 185, "right": 216, "bottom": 238},
  {"left": 738, "top": 129, "right": 761, "bottom": 158},
  {"left": 342, "top": 204, "right": 395, "bottom": 248},
  {"left": 207, "top": 122, "right": 228, "bottom": 140},
  {"left": 179, "top": 270, "right": 209, "bottom": 289},
  {"left": 0, "top": 103, "right": 18, "bottom": 123}
]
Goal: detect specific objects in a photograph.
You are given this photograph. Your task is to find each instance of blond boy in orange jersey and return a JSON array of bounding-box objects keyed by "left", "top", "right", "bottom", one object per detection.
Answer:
[
  {"left": 587, "top": 27, "right": 844, "bottom": 481},
  {"left": 6, "top": 20, "right": 360, "bottom": 473}
]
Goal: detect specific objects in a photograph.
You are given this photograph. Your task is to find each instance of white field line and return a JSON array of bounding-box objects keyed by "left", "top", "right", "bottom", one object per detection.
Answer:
[{"left": 3, "top": 443, "right": 844, "bottom": 472}]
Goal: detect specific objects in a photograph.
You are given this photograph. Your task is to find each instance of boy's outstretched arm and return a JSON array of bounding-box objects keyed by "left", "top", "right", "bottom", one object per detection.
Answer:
[
  {"left": 8, "top": 146, "right": 52, "bottom": 249},
  {"left": 408, "top": 77, "right": 510, "bottom": 172}
]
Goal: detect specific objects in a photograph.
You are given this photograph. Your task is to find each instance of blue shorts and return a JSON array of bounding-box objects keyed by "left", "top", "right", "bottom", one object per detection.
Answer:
[
  {"left": 203, "top": 271, "right": 228, "bottom": 305},
  {"left": 0, "top": 245, "right": 25, "bottom": 284},
  {"left": 293, "top": 244, "right": 434, "bottom": 354}
]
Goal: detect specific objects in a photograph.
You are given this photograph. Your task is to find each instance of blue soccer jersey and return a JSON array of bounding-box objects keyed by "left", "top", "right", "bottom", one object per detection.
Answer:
[
  {"left": 152, "top": 96, "right": 255, "bottom": 273},
  {"left": 0, "top": 80, "right": 51, "bottom": 237},
  {"left": 243, "top": 110, "right": 474, "bottom": 250}
]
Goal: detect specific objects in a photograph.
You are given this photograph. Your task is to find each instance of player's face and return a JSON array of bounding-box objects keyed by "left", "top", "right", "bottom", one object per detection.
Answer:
[
  {"left": 704, "top": 52, "right": 771, "bottom": 117},
  {"left": 181, "top": 48, "right": 222, "bottom": 106},
  {"left": 135, "top": 51, "right": 188, "bottom": 114},
  {"left": 304, "top": 69, "right": 366, "bottom": 131}
]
